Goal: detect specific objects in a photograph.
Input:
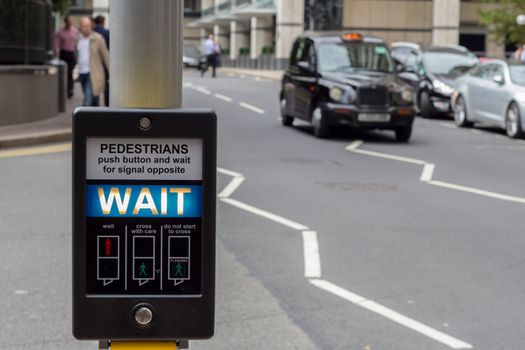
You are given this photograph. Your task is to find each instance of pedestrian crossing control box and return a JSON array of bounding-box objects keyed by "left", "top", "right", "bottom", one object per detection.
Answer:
[{"left": 72, "top": 108, "right": 216, "bottom": 340}]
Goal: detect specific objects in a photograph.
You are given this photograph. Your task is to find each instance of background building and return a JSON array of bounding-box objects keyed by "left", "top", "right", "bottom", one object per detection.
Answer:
[{"left": 187, "top": 0, "right": 506, "bottom": 69}]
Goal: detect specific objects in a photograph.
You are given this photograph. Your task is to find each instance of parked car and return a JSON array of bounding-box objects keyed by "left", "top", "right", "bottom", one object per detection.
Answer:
[
  {"left": 280, "top": 32, "right": 416, "bottom": 141},
  {"left": 451, "top": 60, "right": 525, "bottom": 138},
  {"left": 392, "top": 43, "right": 479, "bottom": 118},
  {"left": 183, "top": 44, "right": 203, "bottom": 69}
]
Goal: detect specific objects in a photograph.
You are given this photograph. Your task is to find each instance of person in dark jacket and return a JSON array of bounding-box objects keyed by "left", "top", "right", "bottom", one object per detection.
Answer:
[{"left": 94, "top": 15, "right": 110, "bottom": 106}]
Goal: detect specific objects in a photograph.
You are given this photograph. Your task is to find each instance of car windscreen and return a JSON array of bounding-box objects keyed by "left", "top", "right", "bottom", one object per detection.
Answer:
[
  {"left": 509, "top": 64, "right": 525, "bottom": 86},
  {"left": 423, "top": 52, "right": 478, "bottom": 76},
  {"left": 183, "top": 46, "right": 201, "bottom": 58},
  {"left": 318, "top": 42, "right": 394, "bottom": 73}
]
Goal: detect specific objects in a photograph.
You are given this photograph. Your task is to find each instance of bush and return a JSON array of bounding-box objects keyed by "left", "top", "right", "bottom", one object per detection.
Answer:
[{"left": 261, "top": 46, "right": 275, "bottom": 55}]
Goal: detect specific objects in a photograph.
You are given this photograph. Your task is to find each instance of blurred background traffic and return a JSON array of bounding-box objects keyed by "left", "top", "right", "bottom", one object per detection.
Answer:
[{"left": 3, "top": 0, "right": 525, "bottom": 140}]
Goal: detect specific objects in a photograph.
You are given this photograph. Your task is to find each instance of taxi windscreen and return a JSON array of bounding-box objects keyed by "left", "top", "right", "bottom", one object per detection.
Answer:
[{"left": 318, "top": 42, "right": 394, "bottom": 73}]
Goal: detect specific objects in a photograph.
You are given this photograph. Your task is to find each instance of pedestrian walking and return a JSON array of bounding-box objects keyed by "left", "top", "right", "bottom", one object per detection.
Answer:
[
  {"left": 77, "top": 17, "right": 109, "bottom": 107},
  {"left": 54, "top": 15, "right": 78, "bottom": 98},
  {"left": 514, "top": 44, "right": 525, "bottom": 62},
  {"left": 201, "top": 34, "right": 220, "bottom": 78},
  {"left": 94, "top": 15, "right": 110, "bottom": 107}
]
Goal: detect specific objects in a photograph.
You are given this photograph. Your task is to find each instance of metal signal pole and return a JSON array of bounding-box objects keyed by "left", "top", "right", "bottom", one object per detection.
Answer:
[
  {"left": 110, "top": 0, "right": 183, "bottom": 109},
  {"left": 107, "top": 0, "right": 184, "bottom": 347}
]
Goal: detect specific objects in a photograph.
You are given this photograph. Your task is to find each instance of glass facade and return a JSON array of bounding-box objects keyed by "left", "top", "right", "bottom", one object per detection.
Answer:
[{"left": 304, "top": 0, "right": 343, "bottom": 31}]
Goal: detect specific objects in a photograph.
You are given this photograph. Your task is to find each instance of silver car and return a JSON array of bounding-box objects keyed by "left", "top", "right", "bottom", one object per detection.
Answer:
[{"left": 452, "top": 60, "right": 525, "bottom": 138}]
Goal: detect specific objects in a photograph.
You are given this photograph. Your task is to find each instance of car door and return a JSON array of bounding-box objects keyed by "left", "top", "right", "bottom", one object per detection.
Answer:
[
  {"left": 288, "top": 39, "right": 317, "bottom": 120},
  {"left": 476, "top": 64, "right": 508, "bottom": 124},
  {"left": 467, "top": 64, "right": 493, "bottom": 120},
  {"left": 283, "top": 39, "right": 302, "bottom": 118}
]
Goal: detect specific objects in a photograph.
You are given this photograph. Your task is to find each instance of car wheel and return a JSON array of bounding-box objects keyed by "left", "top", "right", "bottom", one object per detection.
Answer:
[
  {"left": 395, "top": 126, "right": 412, "bottom": 142},
  {"left": 312, "top": 106, "right": 330, "bottom": 138},
  {"left": 280, "top": 97, "right": 294, "bottom": 126},
  {"left": 454, "top": 95, "right": 473, "bottom": 127},
  {"left": 506, "top": 103, "right": 524, "bottom": 139},
  {"left": 419, "top": 91, "right": 433, "bottom": 118}
]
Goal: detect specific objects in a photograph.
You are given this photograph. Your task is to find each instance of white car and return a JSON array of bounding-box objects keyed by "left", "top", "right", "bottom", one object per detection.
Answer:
[{"left": 452, "top": 60, "right": 525, "bottom": 138}]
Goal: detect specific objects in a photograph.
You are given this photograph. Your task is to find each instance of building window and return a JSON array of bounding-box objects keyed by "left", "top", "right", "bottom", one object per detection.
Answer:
[
  {"left": 459, "top": 34, "right": 485, "bottom": 57},
  {"left": 70, "top": 0, "right": 84, "bottom": 8},
  {"left": 184, "top": 0, "right": 199, "bottom": 11},
  {"left": 304, "top": 0, "right": 342, "bottom": 31},
  {"left": 184, "top": 0, "right": 201, "bottom": 17}
]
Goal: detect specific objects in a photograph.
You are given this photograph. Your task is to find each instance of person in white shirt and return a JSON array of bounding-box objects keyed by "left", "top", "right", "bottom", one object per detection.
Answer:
[
  {"left": 201, "top": 34, "right": 220, "bottom": 78},
  {"left": 76, "top": 17, "right": 109, "bottom": 106}
]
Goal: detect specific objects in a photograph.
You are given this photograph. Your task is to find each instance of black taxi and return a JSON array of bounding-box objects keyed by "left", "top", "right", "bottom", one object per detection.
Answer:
[{"left": 280, "top": 32, "right": 416, "bottom": 141}]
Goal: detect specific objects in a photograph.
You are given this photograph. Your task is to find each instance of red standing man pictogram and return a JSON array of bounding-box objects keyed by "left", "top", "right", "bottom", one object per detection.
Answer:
[{"left": 105, "top": 238, "right": 112, "bottom": 256}]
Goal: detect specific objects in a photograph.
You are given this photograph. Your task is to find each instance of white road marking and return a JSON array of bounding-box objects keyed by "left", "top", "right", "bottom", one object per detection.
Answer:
[
  {"left": 346, "top": 140, "right": 363, "bottom": 150},
  {"left": 429, "top": 180, "right": 525, "bottom": 204},
  {"left": 345, "top": 142, "right": 426, "bottom": 165},
  {"left": 471, "top": 129, "right": 483, "bottom": 135},
  {"left": 220, "top": 197, "right": 309, "bottom": 231},
  {"left": 239, "top": 102, "right": 265, "bottom": 114},
  {"left": 309, "top": 279, "right": 473, "bottom": 349},
  {"left": 302, "top": 231, "right": 321, "bottom": 278},
  {"left": 214, "top": 93, "right": 233, "bottom": 102},
  {"left": 347, "top": 140, "right": 525, "bottom": 205},
  {"left": 218, "top": 176, "right": 244, "bottom": 199},
  {"left": 194, "top": 86, "right": 211, "bottom": 95},
  {"left": 14, "top": 290, "right": 28, "bottom": 295},
  {"left": 255, "top": 76, "right": 261, "bottom": 81},
  {"left": 218, "top": 166, "right": 473, "bottom": 348},
  {"left": 0, "top": 143, "right": 71, "bottom": 159},
  {"left": 420, "top": 163, "right": 435, "bottom": 182}
]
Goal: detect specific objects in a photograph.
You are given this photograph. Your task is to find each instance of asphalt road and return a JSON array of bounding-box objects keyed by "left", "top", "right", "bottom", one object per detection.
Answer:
[{"left": 1, "top": 70, "right": 525, "bottom": 349}]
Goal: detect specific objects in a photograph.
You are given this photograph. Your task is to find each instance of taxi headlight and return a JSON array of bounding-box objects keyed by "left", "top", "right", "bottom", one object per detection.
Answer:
[
  {"left": 401, "top": 89, "right": 413, "bottom": 103},
  {"left": 329, "top": 87, "right": 344, "bottom": 102}
]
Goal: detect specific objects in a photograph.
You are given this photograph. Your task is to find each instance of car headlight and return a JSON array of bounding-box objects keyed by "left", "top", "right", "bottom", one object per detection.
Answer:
[
  {"left": 329, "top": 87, "right": 344, "bottom": 102},
  {"left": 433, "top": 80, "right": 454, "bottom": 96},
  {"left": 401, "top": 89, "right": 413, "bottom": 103}
]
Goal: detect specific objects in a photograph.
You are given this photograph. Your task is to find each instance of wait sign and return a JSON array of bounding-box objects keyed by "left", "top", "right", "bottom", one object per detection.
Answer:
[{"left": 73, "top": 108, "right": 216, "bottom": 341}]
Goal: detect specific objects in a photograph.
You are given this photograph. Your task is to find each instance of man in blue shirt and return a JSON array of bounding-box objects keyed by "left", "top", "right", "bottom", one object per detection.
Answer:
[
  {"left": 201, "top": 34, "right": 220, "bottom": 78},
  {"left": 94, "top": 15, "right": 110, "bottom": 106}
]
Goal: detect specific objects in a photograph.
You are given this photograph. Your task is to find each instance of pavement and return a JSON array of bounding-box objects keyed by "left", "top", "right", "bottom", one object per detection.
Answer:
[{"left": 0, "top": 68, "right": 283, "bottom": 149}]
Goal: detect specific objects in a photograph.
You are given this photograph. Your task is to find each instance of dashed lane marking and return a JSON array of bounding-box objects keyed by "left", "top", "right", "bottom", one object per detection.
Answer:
[
  {"left": 217, "top": 167, "right": 473, "bottom": 349},
  {"left": 346, "top": 140, "right": 525, "bottom": 205},
  {"left": 214, "top": 93, "right": 233, "bottom": 102},
  {"left": 193, "top": 86, "right": 212, "bottom": 95},
  {"left": 0, "top": 143, "right": 71, "bottom": 159},
  {"left": 239, "top": 102, "right": 265, "bottom": 114}
]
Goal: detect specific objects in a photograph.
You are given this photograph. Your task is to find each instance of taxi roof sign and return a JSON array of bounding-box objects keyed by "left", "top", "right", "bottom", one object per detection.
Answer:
[{"left": 341, "top": 33, "right": 363, "bottom": 42}]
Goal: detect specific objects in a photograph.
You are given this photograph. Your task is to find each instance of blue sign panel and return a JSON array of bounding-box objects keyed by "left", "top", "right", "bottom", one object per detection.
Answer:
[{"left": 86, "top": 184, "right": 202, "bottom": 218}]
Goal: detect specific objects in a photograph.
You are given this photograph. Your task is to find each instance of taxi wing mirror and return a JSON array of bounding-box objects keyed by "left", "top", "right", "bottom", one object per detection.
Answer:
[{"left": 297, "top": 61, "right": 315, "bottom": 73}]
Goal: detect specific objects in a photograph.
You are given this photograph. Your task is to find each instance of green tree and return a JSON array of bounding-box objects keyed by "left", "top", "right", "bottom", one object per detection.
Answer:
[
  {"left": 51, "top": 0, "right": 70, "bottom": 14},
  {"left": 479, "top": 0, "right": 525, "bottom": 45}
]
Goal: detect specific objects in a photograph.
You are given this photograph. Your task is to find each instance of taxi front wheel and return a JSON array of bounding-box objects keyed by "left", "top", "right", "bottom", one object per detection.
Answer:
[
  {"left": 280, "top": 97, "right": 294, "bottom": 126},
  {"left": 312, "top": 106, "right": 330, "bottom": 138},
  {"left": 395, "top": 126, "right": 412, "bottom": 142}
]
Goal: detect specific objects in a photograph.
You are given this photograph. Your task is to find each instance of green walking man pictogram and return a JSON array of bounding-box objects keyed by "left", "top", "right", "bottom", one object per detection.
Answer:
[
  {"left": 139, "top": 262, "right": 148, "bottom": 277},
  {"left": 174, "top": 262, "right": 184, "bottom": 277}
]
